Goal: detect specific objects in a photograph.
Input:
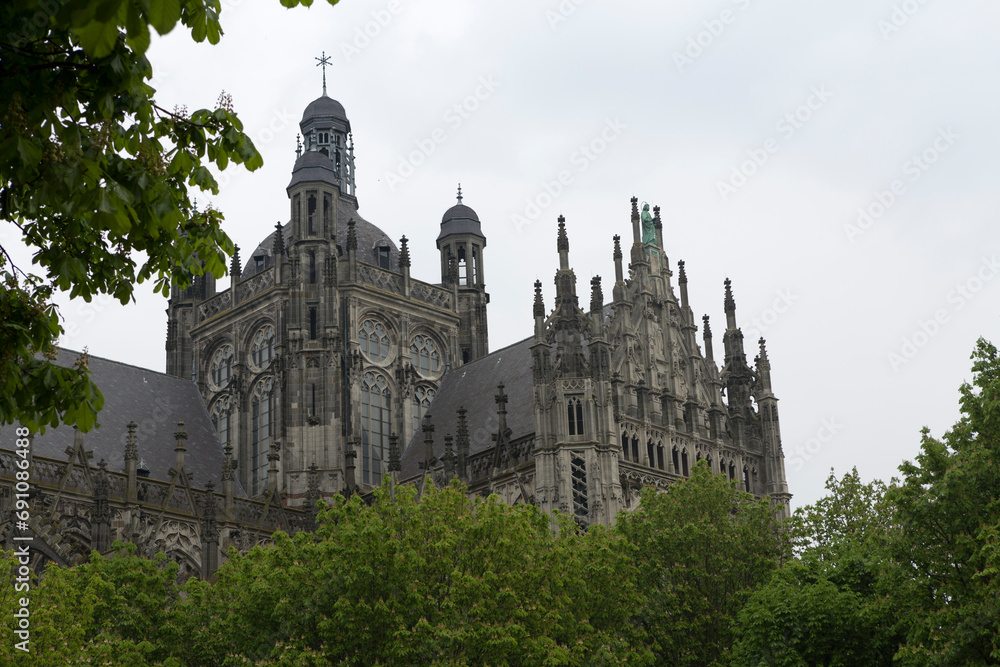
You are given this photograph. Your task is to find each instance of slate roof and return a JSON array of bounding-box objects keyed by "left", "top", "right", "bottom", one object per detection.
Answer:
[
  {"left": 437, "top": 203, "right": 485, "bottom": 243},
  {"left": 399, "top": 336, "right": 536, "bottom": 479},
  {"left": 286, "top": 150, "right": 339, "bottom": 191},
  {"left": 22, "top": 349, "right": 247, "bottom": 496},
  {"left": 242, "top": 198, "right": 399, "bottom": 278},
  {"left": 301, "top": 94, "right": 348, "bottom": 123}
]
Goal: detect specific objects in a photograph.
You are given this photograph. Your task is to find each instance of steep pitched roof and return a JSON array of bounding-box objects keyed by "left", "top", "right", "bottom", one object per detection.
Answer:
[
  {"left": 23, "top": 349, "right": 246, "bottom": 496},
  {"left": 400, "top": 337, "right": 536, "bottom": 479}
]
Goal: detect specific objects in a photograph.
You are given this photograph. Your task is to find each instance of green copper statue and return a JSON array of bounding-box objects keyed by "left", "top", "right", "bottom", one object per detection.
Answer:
[{"left": 640, "top": 202, "right": 657, "bottom": 246}]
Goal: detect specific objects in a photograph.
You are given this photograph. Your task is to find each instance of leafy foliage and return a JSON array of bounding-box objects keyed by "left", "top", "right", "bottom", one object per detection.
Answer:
[
  {"left": 613, "top": 463, "right": 790, "bottom": 666},
  {"left": 0, "top": 0, "right": 278, "bottom": 432},
  {"left": 180, "top": 481, "right": 652, "bottom": 666},
  {"left": 889, "top": 338, "right": 1000, "bottom": 665},
  {"left": 1, "top": 543, "right": 185, "bottom": 665}
]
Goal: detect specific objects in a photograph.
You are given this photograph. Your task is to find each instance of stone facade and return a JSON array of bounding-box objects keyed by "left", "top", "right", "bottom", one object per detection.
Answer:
[{"left": 0, "top": 89, "right": 791, "bottom": 579}]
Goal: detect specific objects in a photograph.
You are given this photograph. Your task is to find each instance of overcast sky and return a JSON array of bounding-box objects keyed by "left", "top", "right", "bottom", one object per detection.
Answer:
[{"left": 20, "top": 0, "right": 1000, "bottom": 509}]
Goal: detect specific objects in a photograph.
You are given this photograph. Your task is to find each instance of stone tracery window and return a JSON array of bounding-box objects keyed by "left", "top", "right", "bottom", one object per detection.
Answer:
[
  {"left": 410, "top": 335, "right": 440, "bottom": 377},
  {"left": 211, "top": 396, "right": 231, "bottom": 448},
  {"left": 413, "top": 385, "right": 436, "bottom": 435},
  {"left": 361, "top": 372, "right": 391, "bottom": 486},
  {"left": 251, "top": 378, "right": 273, "bottom": 496},
  {"left": 210, "top": 345, "right": 234, "bottom": 389},
  {"left": 359, "top": 320, "right": 390, "bottom": 362},
  {"left": 251, "top": 325, "right": 275, "bottom": 370}
]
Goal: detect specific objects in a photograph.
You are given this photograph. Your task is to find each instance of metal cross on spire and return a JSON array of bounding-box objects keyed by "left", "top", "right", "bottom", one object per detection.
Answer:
[{"left": 315, "top": 51, "right": 332, "bottom": 96}]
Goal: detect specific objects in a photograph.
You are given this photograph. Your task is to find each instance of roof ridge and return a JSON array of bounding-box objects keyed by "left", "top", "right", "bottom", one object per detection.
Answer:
[{"left": 55, "top": 346, "right": 181, "bottom": 381}]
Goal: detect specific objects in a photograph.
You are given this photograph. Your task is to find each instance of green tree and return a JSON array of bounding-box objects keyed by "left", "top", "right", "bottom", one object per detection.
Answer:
[
  {"left": 0, "top": 0, "right": 335, "bottom": 433},
  {"left": 613, "top": 463, "right": 789, "bottom": 666},
  {"left": 179, "top": 480, "right": 652, "bottom": 666},
  {"left": 889, "top": 338, "right": 1000, "bottom": 665},
  {"left": 1, "top": 543, "right": 186, "bottom": 665},
  {"left": 730, "top": 469, "right": 902, "bottom": 666}
]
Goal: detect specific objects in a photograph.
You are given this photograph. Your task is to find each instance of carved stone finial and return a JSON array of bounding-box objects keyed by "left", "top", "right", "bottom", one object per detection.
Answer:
[
  {"left": 533, "top": 280, "right": 545, "bottom": 318},
  {"left": 421, "top": 414, "right": 436, "bottom": 470},
  {"left": 613, "top": 234, "right": 622, "bottom": 261},
  {"left": 273, "top": 222, "right": 285, "bottom": 256},
  {"left": 222, "top": 443, "right": 236, "bottom": 481},
  {"left": 678, "top": 259, "right": 687, "bottom": 284},
  {"left": 557, "top": 215, "right": 569, "bottom": 254},
  {"left": 399, "top": 236, "right": 411, "bottom": 269},
  {"left": 653, "top": 205, "right": 662, "bottom": 231},
  {"left": 630, "top": 196, "right": 639, "bottom": 219},
  {"left": 174, "top": 422, "right": 187, "bottom": 442},
  {"left": 230, "top": 245, "right": 242, "bottom": 281},
  {"left": 456, "top": 183, "right": 463, "bottom": 204},
  {"left": 125, "top": 421, "right": 138, "bottom": 461},
  {"left": 495, "top": 382, "right": 508, "bottom": 414},
  {"left": 590, "top": 275, "right": 603, "bottom": 312},
  {"left": 703, "top": 315, "right": 712, "bottom": 337},
  {"left": 347, "top": 218, "right": 357, "bottom": 251},
  {"left": 724, "top": 278, "right": 735, "bottom": 313}
]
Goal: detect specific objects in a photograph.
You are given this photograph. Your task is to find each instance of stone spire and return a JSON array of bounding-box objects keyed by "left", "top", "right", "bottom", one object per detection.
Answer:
[
  {"left": 495, "top": 383, "right": 509, "bottom": 436},
  {"left": 125, "top": 420, "right": 138, "bottom": 502},
  {"left": 173, "top": 421, "right": 187, "bottom": 471},
  {"left": 533, "top": 280, "right": 545, "bottom": 317},
  {"left": 724, "top": 277, "right": 737, "bottom": 330},
  {"left": 230, "top": 245, "right": 241, "bottom": 281},
  {"left": 590, "top": 276, "right": 603, "bottom": 314},
  {"left": 678, "top": 260, "right": 690, "bottom": 309},
  {"left": 398, "top": 235, "right": 410, "bottom": 269},
  {"left": 273, "top": 221, "right": 285, "bottom": 257},
  {"left": 703, "top": 315, "right": 715, "bottom": 363},
  {"left": 613, "top": 234, "right": 624, "bottom": 284},
  {"left": 557, "top": 215, "right": 570, "bottom": 270},
  {"left": 347, "top": 218, "right": 357, "bottom": 251}
]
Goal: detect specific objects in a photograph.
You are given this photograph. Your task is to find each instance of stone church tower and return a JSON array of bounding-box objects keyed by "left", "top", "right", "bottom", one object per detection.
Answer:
[{"left": 165, "top": 89, "right": 489, "bottom": 503}]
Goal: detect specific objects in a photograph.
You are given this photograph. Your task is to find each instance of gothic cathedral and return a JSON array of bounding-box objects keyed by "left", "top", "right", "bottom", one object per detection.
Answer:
[{"left": 164, "top": 88, "right": 791, "bottom": 526}]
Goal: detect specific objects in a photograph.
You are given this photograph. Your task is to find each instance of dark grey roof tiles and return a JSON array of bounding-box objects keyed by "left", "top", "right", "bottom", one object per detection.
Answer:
[
  {"left": 23, "top": 349, "right": 247, "bottom": 496},
  {"left": 399, "top": 337, "right": 535, "bottom": 479},
  {"left": 301, "top": 94, "right": 348, "bottom": 123},
  {"left": 286, "top": 150, "right": 339, "bottom": 191},
  {"left": 437, "top": 203, "right": 485, "bottom": 242}
]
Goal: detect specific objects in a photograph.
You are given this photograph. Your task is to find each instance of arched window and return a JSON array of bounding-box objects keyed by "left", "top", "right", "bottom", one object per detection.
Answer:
[
  {"left": 210, "top": 345, "right": 234, "bottom": 389},
  {"left": 646, "top": 439, "right": 655, "bottom": 466},
  {"left": 211, "top": 397, "right": 230, "bottom": 448},
  {"left": 656, "top": 444, "right": 665, "bottom": 470},
  {"left": 681, "top": 449, "right": 690, "bottom": 477},
  {"left": 359, "top": 320, "right": 390, "bottom": 362},
  {"left": 410, "top": 335, "right": 440, "bottom": 377},
  {"left": 729, "top": 461, "right": 736, "bottom": 481},
  {"left": 621, "top": 432, "right": 629, "bottom": 461},
  {"left": 307, "top": 195, "right": 316, "bottom": 235},
  {"left": 251, "top": 378, "right": 273, "bottom": 496},
  {"left": 672, "top": 447, "right": 680, "bottom": 473},
  {"left": 412, "top": 386, "right": 436, "bottom": 435},
  {"left": 361, "top": 372, "right": 391, "bottom": 486},
  {"left": 706, "top": 455, "right": 713, "bottom": 471},
  {"left": 567, "top": 398, "right": 584, "bottom": 436},
  {"left": 251, "top": 325, "right": 275, "bottom": 370},
  {"left": 744, "top": 467, "right": 751, "bottom": 493},
  {"left": 376, "top": 245, "right": 391, "bottom": 269},
  {"left": 631, "top": 436, "right": 639, "bottom": 463}
]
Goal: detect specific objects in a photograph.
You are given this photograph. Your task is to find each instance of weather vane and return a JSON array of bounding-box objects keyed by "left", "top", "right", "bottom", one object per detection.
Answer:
[{"left": 315, "top": 51, "right": 332, "bottom": 96}]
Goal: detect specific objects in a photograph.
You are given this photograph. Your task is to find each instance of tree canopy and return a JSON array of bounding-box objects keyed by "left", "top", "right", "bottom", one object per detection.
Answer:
[{"left": 0, "top": 0, "right": 334, "bottom": 433}]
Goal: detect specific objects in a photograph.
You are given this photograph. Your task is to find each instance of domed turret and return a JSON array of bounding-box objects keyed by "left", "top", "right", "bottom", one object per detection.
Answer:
[
  {"left": 436, "top": 184, "right": 490, "bottom": 363},
  {"left": 295, "top": 91, "right": 355, "bottom": 200}
]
